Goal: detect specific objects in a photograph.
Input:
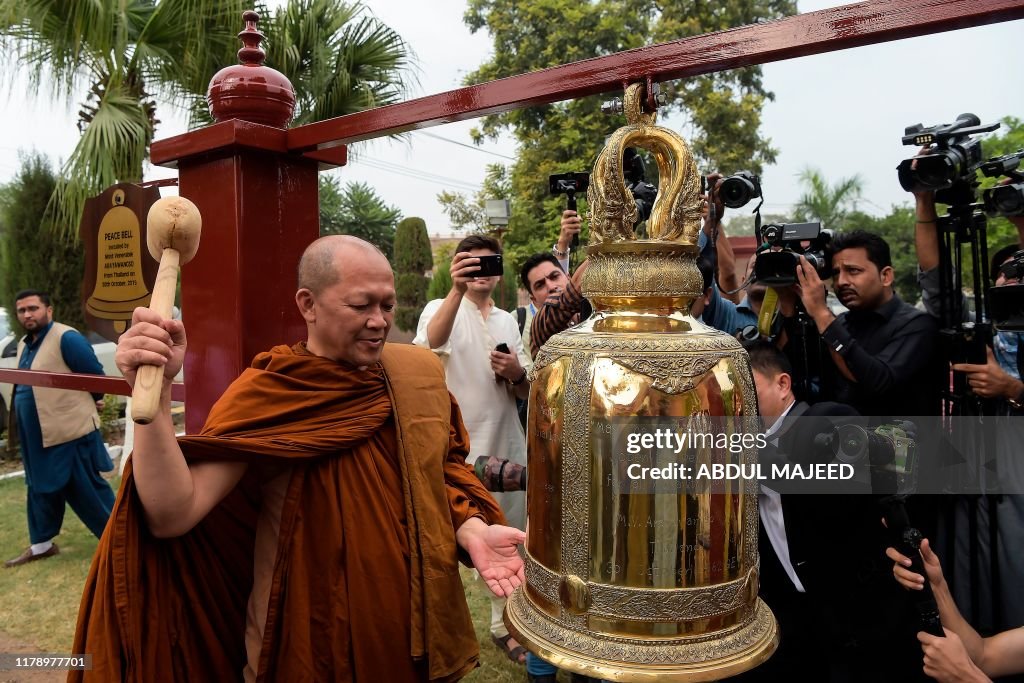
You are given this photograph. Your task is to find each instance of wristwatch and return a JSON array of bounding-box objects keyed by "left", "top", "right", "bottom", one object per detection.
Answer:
[
  {"left": 1009, "top": 386, "right": 1024, "bottom": 411},
  {"left": 552, "top": 243, "right": 569, "bottom": 259}
]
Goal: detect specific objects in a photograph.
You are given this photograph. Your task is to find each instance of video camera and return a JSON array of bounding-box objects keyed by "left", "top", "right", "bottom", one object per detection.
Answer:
[
  {"left": 990, "top": 249, "right": 1024, "bottom": 331},
  {"left": 980, "top": 150, "right": 1024, "bottom": 217},
  {"left": 549, "top": 172, "right": 590, "bottom": 249},
  {"left": 816, "top": 421, "right": 918, "bottom": 494},
  {"left": 753, "top": 222, "right": 834, "bottom": 286},
  {"left": 897, "top": 113, "right": 1000, "bottom": 204}
]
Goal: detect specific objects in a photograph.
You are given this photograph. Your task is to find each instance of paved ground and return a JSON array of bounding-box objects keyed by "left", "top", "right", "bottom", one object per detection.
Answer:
[{"left": 0, "top": 632, "right": 69, "bottom": 683}]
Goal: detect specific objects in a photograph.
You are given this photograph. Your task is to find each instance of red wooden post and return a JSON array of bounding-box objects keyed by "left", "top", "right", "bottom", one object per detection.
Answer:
[{"left": 151, "top": 12, "right": 343, "bottom": 433}]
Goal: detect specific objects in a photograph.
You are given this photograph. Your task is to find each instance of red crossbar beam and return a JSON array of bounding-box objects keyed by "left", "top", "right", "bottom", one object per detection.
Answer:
[
  {"left": 287, "top": 0, "right": 1024, "bottom": 150},
  {"left": 0, "top": 369, "right": 185, "bottom": 402}
]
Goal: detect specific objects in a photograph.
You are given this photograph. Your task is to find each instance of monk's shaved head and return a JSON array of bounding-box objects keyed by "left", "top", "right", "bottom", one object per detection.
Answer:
[{"left": 297, "top": 235, "right": 387, "bottom": 294}]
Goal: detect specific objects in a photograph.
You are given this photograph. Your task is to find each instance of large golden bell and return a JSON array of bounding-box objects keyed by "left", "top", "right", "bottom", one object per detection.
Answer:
[
  {"left": 506, "top": 84, "right": 777, "bottom": 681},
  {"left": 86, "top": 189, "right": 152, "bottom": 333}
]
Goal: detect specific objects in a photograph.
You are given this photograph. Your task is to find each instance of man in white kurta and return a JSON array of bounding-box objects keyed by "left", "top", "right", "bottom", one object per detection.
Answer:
[{"left": 414, "top": 234, "right": 530, "bottom": 663}]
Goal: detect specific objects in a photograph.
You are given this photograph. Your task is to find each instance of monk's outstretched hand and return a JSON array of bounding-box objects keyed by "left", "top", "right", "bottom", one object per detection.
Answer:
[{"left": 457, "top": 518, "right": 526, "bottom": 598}]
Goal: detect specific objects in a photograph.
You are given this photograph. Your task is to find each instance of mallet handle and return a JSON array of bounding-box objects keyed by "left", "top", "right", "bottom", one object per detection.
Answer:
[{"left": 131, "top": 248, "right": 180, "bottom": 425}]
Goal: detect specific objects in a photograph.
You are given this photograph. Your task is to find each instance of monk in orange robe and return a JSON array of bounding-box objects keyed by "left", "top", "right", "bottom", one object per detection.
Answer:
[{"left": 71, "top": 236, "right": 525, "bottom": 682}]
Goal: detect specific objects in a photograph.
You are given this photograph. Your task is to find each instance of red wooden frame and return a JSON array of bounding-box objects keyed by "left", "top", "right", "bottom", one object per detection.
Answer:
[
  {"left": 6, "top": 0, "right": 1021, "bottom": 433},
  {"left": 0, "top": 369, "right": 185, "bottom": 402}
]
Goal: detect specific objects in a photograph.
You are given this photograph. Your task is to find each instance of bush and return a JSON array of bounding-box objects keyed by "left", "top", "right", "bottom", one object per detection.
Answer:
[{"left": 393, "top": 217, "right": 432, "bottom": 332}]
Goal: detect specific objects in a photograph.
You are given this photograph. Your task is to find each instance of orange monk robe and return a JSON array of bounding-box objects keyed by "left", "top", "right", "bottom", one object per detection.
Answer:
[{"left": 71, "top": 343, "right": 506, "bottom": 682}]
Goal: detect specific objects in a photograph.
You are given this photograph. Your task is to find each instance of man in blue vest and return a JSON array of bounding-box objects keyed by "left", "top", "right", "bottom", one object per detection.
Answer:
[{"left": 4, "top": 290, "right": 114, "bottom": 568}]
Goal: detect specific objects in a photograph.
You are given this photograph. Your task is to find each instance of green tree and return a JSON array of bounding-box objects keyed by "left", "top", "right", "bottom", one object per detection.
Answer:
[
  {"left": 437, "top": 163, "right": 512, "bottom": 232},
  {"left": 0, "top": 153, "right": 87, "bottom": 331},
  {"left": 793, "top": 167, "right": 865, "bottom": 230},
  {"left": 462, "top": 0, "right": 798, "bottom": 271},
  {"left": 426, "top": 242, "right": 455, "bottom": 301},
  {"left": 393, "top": 217, "right": 433, "bottom": 332},
  {"left": 0, "top": 0, "right": 412, "bottom": 237},
  {"left": 319, "top": 177, "right": 402, "bottom": 260},
  {"left": 495, "top": 258, "right": 520, "bottom": 313}
]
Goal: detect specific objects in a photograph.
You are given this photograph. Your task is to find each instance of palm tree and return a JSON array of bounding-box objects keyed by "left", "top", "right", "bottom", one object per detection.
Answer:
[
  {"left": 793, "top": 166, "right": 865, "bottom": 230},
  {"left": 0, "top": 0, "right": 412, "bottom": 237},
  {"left": 262, "top": 0, "right": 413, "bottom": 127}
]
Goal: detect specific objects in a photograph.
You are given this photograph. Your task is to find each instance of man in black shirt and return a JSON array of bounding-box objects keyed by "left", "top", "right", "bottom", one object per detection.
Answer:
[{"left": 782, "top": 230, "right": 942, "bottom": 417}]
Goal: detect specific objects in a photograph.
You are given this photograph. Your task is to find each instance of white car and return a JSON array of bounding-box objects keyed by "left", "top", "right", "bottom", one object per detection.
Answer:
[{"left": 0, "top": 307, "right": 120, "bottom": 439}]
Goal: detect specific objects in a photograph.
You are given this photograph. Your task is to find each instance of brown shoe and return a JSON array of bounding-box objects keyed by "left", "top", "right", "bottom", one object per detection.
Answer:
[{"left": 4, "top": 543, "right": 59, "bottom": 568}]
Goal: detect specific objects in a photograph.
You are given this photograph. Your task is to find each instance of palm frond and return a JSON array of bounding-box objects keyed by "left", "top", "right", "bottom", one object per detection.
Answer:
[
  {"left": 137, "top": 0, "right": 251, "bottom": 109},
  {"left": 49, "top": 75, "right": 151, "bottom": 239},
  {"left": 263, "top": 0, "right": 413, "bottom": 125}
]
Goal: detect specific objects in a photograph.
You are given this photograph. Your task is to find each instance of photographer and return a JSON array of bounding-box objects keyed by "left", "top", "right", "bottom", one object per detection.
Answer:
[
  {"left": 913, "top": 181, "right": 1024, "bottom": 405},
  {"left": 912, "top": 180, "right": 1024, "bottom": 635},
  {"left": 736, "top": 343, "right": 923, "bottom": 682},
  {"left": 887, "top": 539, "right": 1024, "bottom": 681},
  {"left": 701, "top": 173, "right": 759, "bottom": 334},
  {"left": 779, "top": 230, "right": 944, "bottom": 417}
]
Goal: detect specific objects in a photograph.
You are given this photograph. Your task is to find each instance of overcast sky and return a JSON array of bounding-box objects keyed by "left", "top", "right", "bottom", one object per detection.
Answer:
[{"left": 0, "top": 1, "right": 1021, "bottom": 238}]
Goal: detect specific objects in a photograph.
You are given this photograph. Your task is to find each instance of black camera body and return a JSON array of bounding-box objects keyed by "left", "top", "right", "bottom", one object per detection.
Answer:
[
  {"left": 990, "top": 250, "right": 1024, "bottom": 331},
  {"left": 719, "top": 171, "right": 762, "bottom": 209},
  {"left": 943, "top": 321, "right": 992, "bottom": 365},
  {"left": 897, "top": 113, "right": 1000, "bottom": 204},
  {"left": 981, "top": 150, "right": 1024, "bottom": 218},
  {"left": 623, "top": 147, "right": 657, "bottom": 224},
  {"left": 753, "top": 222, "right": 834, "bottom": 286}
]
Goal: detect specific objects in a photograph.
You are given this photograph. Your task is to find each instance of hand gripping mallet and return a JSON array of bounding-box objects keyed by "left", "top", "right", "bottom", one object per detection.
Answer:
[{"left": 131, "top": 197, "right": 202, "bottom": 424}]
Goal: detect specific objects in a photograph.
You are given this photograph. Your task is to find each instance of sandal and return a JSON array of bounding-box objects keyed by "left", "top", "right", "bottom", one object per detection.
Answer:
[{"left": 490, "top": 632, "right": 527, "bottom": 664}]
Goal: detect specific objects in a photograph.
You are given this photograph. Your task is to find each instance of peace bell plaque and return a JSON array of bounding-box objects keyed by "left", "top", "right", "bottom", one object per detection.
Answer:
[
  {"left": 80, "top": 184, "right": 160, "bottom": 340},
  {"left": 505, "top": 84, "right": 777, "bottom": 681}
]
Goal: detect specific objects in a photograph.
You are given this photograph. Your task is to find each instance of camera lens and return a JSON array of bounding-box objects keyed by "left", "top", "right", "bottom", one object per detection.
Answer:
[
  {"left": 987, "top": 183, "right": 1024, "bottom": 216},
  {"left": 761, "top": 225, "right": 782, "bottom": 244},
  {"left": 720, "top": 176, "right": 754, "bottom": 208},
  {"left": 915, "top": 155, "right": 957, "bottom": 188}
]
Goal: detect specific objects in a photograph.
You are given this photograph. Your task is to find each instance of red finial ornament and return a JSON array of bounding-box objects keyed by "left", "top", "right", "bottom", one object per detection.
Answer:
[{"left": 207, "top": 11, "right": 296, "bottom": 128}]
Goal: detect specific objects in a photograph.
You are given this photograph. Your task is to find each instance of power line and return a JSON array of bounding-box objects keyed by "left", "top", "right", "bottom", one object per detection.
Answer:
[
  {"left": 417, "top": 131, "right": 516, "bottom": 161},
  {"left": 353, "top": 156, "right": 481, "bottom": 193},
  {"left": 358, "top": 158, "right": 480, "bottom": 191}
]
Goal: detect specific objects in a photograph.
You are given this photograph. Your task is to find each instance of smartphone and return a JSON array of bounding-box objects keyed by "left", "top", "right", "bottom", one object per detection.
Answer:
[
  {"left": 495, "top": 343, "right": 510, "bottom": 354},
  {"left": 474, "top": 253, "right": 504, "bottom": 277}
]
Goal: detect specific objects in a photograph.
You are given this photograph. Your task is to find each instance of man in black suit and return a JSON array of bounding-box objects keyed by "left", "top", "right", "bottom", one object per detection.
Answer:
[{"left": 740, "top": 343, "right": 926, "bottom": 682}]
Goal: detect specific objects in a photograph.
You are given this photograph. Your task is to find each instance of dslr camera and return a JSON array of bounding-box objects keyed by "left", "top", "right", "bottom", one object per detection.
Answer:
[
  {"left": 897, "top": 113, "right": 1000, "bottom": 204},
  {"left": 718, "top": 170, "right": 762, "bottom": 209},
  {"left": 753, "top": 222, "right": 834, "bottom": 286},
  {"left": 980, "top": 150, "right": 1024, "bottom": 218}
]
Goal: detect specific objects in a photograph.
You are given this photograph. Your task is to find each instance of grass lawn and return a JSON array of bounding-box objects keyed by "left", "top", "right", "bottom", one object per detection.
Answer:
[
  {"left": 0, "top": 475, "right": 529, "bottom": 680},
  {"left": 0, "top": 475, "right": 107, "bottom": 653}
]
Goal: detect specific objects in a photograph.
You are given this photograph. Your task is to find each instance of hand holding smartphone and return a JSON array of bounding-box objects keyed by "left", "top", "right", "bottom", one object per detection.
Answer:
[{"left": 474, "top": 254, "right": 504, "bottom": 277}]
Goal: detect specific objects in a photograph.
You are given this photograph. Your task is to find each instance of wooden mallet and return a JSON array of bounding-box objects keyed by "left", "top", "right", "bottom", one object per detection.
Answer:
[{"left": 131, "top": 196, "right": 202, "bottom": 425}]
